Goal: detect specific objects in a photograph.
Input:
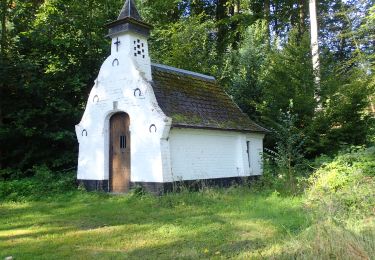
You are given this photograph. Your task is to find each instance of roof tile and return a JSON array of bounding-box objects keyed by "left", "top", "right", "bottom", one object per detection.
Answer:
[{"left": 151, "top": 64, "right": 269, "bottom": 133}]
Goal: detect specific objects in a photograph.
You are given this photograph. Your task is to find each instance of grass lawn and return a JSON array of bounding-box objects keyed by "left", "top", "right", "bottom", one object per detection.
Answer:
[{"left": 0, "top": 188, "right": 310, "bottom": 259}]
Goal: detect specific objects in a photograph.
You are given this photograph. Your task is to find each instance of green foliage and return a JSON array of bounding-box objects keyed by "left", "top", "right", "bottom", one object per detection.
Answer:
[
  {"left": 306, "top": 60, "right": 374, "bottom": 155},
  {"left": 0, "top": 0, "right": 121, "bottom": 173},
  {"left": 1, "top": 145, "right": 374, "bottom": 258},
  {"left": 258, "top": 30, "right": 315, "bottom": 125},
  {"left": 1, "top": 0, "right": 374, "bottom": 179},
  {"left": 226, "top": 20, "right": 269, "bottom": 117},
  {"left": 258, "top": 103, "right": 309, "bottom": 194},
  {"left": 129, "top": 184, "right": 148, "bottom": 197},
  {"left": 307, "top": 146, "right": 375, "bottom": 221},
  {"left": 149, "top": 14, "right": 217, "bottom": 75},
  {"left": 139, "top": 0, "right": 184, "bottom": 25},
  {"left": 0, "top": 165, "right": 76, "bottom": 201},
  {"left": 1, "top": 1, "right": 374, "bottom": 257},
  {"left": 269, "top": 107, "right": 306, "bottom": 168},
  {"left": 274, "top": 220, "right": 375, "bottom": 259},
  {"left": 272, "top": 146, "right": 375, "bottom": 259}
]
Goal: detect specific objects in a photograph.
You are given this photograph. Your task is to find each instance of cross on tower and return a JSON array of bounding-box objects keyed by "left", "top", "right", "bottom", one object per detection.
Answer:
[{"left": 114, "top": 37, "right": 121, "bottom": 52}]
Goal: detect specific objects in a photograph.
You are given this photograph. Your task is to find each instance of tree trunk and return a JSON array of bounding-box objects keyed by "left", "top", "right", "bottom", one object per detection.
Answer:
[
  {"left": 229, "top": 2, "right": 234, "bottom": 16},
  {"left": 1, "top": 0, "right": 7, "bottom": 56},
  {"left": 309, "top": 0, "right": 320, "bottom": 102},
  {"left": 231, "top": 0, "right": 241, "bottom": 49},
  {"left": 234, "top": 0, "right": 240, "bottom": 14},
  {"left": 369, "top": 94, "right": 375, "bottom": 116}
]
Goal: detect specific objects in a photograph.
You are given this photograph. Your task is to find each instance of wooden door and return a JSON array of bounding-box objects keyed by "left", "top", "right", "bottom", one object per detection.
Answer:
[{"left": 109, "top": 113, "right": 130, "bottom": 193}]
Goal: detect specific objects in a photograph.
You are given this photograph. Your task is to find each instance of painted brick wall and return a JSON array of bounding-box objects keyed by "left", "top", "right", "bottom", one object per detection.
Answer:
[
  {"left": 76, "top": 32, "right": 170, "bottom": 183},
  {"left": 166, "top": 128, "right": 264, "bottom": 182}
]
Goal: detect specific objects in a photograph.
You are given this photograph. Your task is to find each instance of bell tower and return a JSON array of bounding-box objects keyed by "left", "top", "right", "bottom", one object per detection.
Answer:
[{"left": 106, "top": 0, "right": 153, "bottom": 80}]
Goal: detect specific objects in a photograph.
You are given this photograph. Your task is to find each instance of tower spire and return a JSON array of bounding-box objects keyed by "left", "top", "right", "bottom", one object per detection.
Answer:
[
  {"left": 118, "top": 0, "right": 142, "bottom": 21},
  {"left": 107, "top": 0, "right": 152, "bottom": 38}
]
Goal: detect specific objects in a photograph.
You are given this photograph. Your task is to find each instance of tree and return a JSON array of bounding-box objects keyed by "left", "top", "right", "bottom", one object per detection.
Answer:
[
  {"left": 259, "top": 30, "right": 316, "bottom": 126},
  {"left": 149, "top": 14, "right": 217, "bottom": 74},
  {"left": 1, "top": 0, "right": 373, "bottom": 178},
  {"left": 267, "top": 103, "right": 306, "bottom": 191},
  {"left": 216, "top": 0, "right": 229, "bottom": 56},
  {"left": 0, "top": 0, "right": 118, "bottom": 174},
  {"left": 309, "top": 0, "right": 321, "bottom": 101},
  {"left": 228, "top": 20, "right": 269, "bottom": 119}
]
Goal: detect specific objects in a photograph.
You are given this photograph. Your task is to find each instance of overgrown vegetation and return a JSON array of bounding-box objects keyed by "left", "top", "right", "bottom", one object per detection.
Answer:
[
  {"left": 1, "top": 0, "right": 374, "bottom": 177},
  {"left": 0, "top": 0, "right": 374, "bottom": 258},
  {"left": 0, "top": 165, "right": 76, "bottom": 201},
  {"left": 1, "top": 147, "right": 374, "bottom": 259},
  {"left": 278, "top": 146, "right": 375, "bottom": 259},
  {"left": 307, "top": 146, "right": 375, "bottom": 221}
]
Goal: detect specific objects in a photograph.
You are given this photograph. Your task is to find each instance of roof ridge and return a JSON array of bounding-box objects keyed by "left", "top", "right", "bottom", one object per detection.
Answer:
[{"left": 151, "top": 63, "right": 216, "bottom": 82}]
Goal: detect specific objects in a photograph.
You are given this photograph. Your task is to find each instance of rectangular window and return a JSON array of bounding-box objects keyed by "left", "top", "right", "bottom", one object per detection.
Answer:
[
  {"left": 120, "top": 135, "right": 126, "bottom": 149},
  {"left": 246, "top": 141, "right": 251, "bottom": 168}
]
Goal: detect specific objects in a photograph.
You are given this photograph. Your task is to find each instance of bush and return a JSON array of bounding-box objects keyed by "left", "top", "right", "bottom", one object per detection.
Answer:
[
  {"left": 0, "top": 165, "right": 76, "bottom": 201},
  {"left": 272, "top": 147, "right": 375, "bottom": 259},
  {"left": 255, "top": 155, "right": 310, "bottom": 195},
  {"left": 260, "top": 105, "right": 311, "bottom": 194},
  {"left": 306, "top": 146, "right": 375, "bottom": 221}
]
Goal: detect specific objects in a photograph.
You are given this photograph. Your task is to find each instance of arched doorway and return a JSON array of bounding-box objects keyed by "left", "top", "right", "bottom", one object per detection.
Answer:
[{"left": 109, "top": 112, "right": 131, "bottom": 193}]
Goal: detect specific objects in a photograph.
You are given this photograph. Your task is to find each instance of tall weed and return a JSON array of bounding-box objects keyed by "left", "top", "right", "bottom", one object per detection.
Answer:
[
  {"left": 306, "top": 146, "right": 375, "bottom": 221},
  {"left": 273, "top": 219, "right": 375, "bottom": 260}
]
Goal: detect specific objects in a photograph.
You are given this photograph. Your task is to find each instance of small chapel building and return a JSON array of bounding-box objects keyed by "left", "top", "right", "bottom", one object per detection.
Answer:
[{"left": 76, "top": 0, "right": 269, "bottom": 194}]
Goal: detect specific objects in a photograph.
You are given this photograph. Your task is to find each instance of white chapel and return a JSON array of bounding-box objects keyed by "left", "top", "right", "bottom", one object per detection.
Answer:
[{"left": 76, "top": 0, "right": 269, "bottom": 193}]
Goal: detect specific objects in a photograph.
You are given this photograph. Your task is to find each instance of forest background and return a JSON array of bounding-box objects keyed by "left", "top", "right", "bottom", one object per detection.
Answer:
[
  {"left": 1, "top": 2, "right": 374, "bottom": 257},
  {"left": 0, "top": 0, "right": 374, "bottom": 179}
]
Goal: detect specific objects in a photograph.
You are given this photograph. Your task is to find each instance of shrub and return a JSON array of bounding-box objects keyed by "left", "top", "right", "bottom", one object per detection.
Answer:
[
  {"left": 306, "top": 146, "right": 375, "bottom": 221},
  {"left": 263, "top": 104, "right": 311, "bottom": 194},
  {"left": 256, "top": 154, "right": 310, "bottom": 195},
  {"left": 0, "top": 165, "right": 76, "bottom": 201}
]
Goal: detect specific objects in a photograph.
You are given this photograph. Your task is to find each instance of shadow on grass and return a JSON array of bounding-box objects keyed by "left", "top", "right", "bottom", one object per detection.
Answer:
[
  {"left": 0, "top": 227, "right": 73, "bottom": 242},
  {"left": 0, "top": 189, "right": 311, "bottom": 258}
]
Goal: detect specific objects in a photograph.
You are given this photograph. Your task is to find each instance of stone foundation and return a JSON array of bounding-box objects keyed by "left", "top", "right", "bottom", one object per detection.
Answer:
[{"left": 78, "top": 176, "right": 260, "bottom": 195}]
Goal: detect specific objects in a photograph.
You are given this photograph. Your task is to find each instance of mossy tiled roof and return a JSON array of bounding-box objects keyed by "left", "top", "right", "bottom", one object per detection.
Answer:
[{"left": 151, "top": 63, "right": 269, "bottom": 133}]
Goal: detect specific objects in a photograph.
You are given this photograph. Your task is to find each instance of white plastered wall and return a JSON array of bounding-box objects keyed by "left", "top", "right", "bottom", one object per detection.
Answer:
[
  {"left": 75, "top": 32, "right": 172, "bottom": 183},
  {"left": 167, "top": 128, "right": 264, "bottom": 182}
]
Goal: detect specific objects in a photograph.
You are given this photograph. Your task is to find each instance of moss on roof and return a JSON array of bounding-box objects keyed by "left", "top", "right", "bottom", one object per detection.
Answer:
[{"left": 151, "top": 64, "right": 269, "bottom": 133}]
